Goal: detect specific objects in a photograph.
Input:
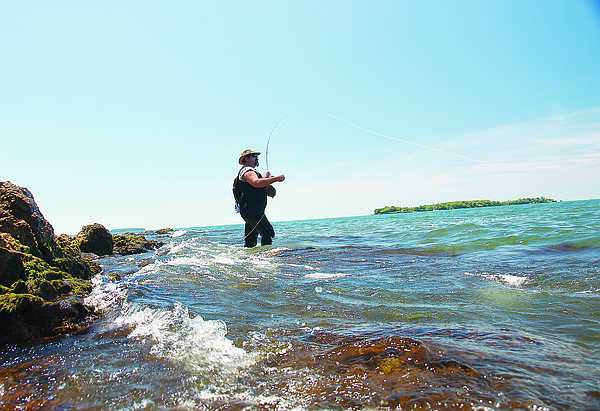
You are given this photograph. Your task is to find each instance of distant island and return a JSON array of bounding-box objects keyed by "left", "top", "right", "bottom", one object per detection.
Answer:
[{"left": 374, "top": 197, "right": 556, "bottom": 215}]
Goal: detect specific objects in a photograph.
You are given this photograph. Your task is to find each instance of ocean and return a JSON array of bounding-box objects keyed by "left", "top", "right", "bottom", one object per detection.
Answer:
[{"left": 1, "top": 199, "right": 599, "bottom": 410}]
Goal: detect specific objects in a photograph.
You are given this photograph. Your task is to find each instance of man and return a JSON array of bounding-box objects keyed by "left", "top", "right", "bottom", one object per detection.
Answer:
[{"left": 235, "top": 148, "right": 285, "bottom": 247}]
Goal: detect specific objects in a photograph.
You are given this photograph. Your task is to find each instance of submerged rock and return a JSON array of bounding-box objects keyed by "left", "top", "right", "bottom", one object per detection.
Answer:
[
  {"left": 0, "top": 181, "right": 100, "bottom": 345},
  {"left": 266, "top": 331, "right": 492, "bottom": 410}
]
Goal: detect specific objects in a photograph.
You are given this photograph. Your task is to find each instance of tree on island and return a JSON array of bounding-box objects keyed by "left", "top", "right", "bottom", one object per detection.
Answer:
[{"left": 374, "top": 197, "right": 556, "bottom": 215}]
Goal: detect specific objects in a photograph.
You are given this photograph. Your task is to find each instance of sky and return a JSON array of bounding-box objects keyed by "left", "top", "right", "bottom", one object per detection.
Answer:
[{"left": 1, "top": 0, "right": 599, "bottom": 235}]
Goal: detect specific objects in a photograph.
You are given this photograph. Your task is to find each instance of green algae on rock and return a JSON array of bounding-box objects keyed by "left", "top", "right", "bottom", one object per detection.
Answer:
[
  {"left": 113, "top": 233, "right": 164, "bottom": 256},
  {"left": 0, "top": 181, "right": 169, "bottom": 344},
  {"left": 74, "top": 223, "right": 114, "bottom": 256},
  {"left": 0, "top": 181, "right": 100, "bottom": 344}
]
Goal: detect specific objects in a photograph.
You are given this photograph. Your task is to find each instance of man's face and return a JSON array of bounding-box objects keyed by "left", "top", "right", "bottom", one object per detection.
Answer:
[{"left": 248, "top": 155, "right": 259, "bottom": 167}]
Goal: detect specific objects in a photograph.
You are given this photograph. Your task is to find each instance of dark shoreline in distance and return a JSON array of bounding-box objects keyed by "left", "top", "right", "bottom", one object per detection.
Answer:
[{"left": 374, "top": 197, "right": 557, "bottom": 215}]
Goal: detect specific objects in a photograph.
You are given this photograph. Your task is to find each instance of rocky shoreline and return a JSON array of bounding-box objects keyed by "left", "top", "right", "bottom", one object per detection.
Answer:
[{"left": 0, "top": 181, "right": 166, "bottom": 345}]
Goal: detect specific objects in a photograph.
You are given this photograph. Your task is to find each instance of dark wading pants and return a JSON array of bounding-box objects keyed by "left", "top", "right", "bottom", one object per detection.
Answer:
[{"left": 240, "top": 204, "right": 275, "bottom": 247}]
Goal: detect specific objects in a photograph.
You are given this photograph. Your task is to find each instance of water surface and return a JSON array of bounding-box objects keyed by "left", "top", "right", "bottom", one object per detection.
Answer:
[{"left": 1, "top": 200, "right": 599, "bottom": 410}]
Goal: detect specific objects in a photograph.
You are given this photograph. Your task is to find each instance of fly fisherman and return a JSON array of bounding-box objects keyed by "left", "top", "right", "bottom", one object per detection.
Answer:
[{"left": 234, "top": 149, "right": 285, "bottom": 247}]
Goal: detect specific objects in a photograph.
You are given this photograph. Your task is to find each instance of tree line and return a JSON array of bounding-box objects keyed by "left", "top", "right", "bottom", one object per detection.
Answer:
[{"left": 374, "top": 197, "right": 556, "bottom": 215}]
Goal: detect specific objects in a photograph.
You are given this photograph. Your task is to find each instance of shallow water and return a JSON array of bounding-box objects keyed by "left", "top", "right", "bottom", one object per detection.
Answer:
[{"left": 1, "top": 200, "right": 599, "bottom": 410}]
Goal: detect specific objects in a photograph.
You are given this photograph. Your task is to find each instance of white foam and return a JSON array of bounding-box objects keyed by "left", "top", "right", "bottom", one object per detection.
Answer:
[
  {"left": 287, "top": 263, "right": 316, "bottom": 270},
  {"left": 167, "top": 252, "right": 267, "bottom": 269},
  {"left": 131, "top": 399, "right": 155, "bottom": 410},
  {"left": 212, "top": 255, "right": 236, "bottom": 266},
  {"left": 166, "top": 241, "right": 188, "bottom": 255},
  {"left": 304, "top": 272, "right": 349, "bottom": 279},
  {"left": 497, "top": 274, "right": 528, "bottom": 287},
  {"left": 84, "top": 274, "right": 127, "bottom": 312},
  {"left": 171, "top": 230, "right": 187, "bottom": 238},
  {"left": 265, "top": 247, "right": 288, "bottom": 254},
  {"left": 115, "top": 302, "right": 253, "bottom": 375},
  {"left": 168, "top": 256, "right": 207, "bottom": 267},
  {"left": 465, "top": 271, "right": 528, "bottom": 287}
]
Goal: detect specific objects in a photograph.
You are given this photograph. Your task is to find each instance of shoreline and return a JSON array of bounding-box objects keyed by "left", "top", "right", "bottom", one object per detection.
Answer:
[{"left": 374, "top": 197, "right": 557, "bottom": 215}]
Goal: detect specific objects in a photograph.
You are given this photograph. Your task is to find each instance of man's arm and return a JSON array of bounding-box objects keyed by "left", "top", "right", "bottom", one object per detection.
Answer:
[{"left": 244, "top": 170, "right": 285, "bottom": 188}]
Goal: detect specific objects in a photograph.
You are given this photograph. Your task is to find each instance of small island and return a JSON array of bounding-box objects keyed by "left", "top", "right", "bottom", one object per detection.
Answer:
[{"left": 374, "top": 197, "right": 556, "bottom": 215}]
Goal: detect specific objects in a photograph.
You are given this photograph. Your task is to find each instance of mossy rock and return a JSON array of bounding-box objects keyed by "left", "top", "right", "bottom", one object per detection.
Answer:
[
  {"left": 54, "top": 234, "right": 101, "bottom": 280},
  {"left": 0, "top": 182, "right": 102, "bottom": 344},
  {"left": 113, "top": 234, "right": 164, "bottom": 255},
  {"left": 0, "top": 247, "right": 25, "bottom": 287},
  {"left": 0, "top": 253, "right": 95, "bottom": 344},
  {"left": 21, "top": 254, "right": 92, "bottom": 299},
  {"left": 0, "top": 293, "right": 96, "bottom": 344},
  {"left": 10, "top": 280, "right": 28, "bottom": 294},
  {"left": 74, "top": 223, "right": 114, "bottom": 256},
  {"left": 0, "top": 232, "right": 96, "bottom": 301},
  {"left": 0, "top": 232, "right": 30, "bottom": 254}
]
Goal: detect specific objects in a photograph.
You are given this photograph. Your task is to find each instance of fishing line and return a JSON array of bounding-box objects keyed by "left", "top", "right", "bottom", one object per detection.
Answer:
[
  {"left": 256, "top": 108, "right": 485, "bottom": 247},
  {"left": 265, "top": 107, "right": 487, "bottom": 172},
  {"left": 242, "top": 213, "right": 266, "bottom": 243},
  {"left": 265, "top": 108, "right": 315, "bottom": 172}
]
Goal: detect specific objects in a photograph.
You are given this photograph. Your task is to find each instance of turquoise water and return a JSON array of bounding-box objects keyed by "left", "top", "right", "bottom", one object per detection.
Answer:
[{"left": 1, "top": 200, "right": 599, "bottom": 410}]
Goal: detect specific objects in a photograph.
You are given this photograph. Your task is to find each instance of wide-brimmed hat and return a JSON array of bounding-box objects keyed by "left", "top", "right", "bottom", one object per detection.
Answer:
[{"left": 238, "top": 148, "right": 261, "bottom": 165}]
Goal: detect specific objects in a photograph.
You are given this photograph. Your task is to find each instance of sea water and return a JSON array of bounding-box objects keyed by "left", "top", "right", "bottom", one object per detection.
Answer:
[{"left": 1, "top": 200, "right": 599, "bottom": 410}]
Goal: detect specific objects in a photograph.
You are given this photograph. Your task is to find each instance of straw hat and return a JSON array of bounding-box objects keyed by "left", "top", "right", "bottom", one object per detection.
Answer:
[{"left": 238, "top": 148, "right": 261, "bottom": 165}]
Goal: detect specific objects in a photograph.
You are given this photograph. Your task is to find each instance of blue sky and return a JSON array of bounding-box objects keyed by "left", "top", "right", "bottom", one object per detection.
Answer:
[{"left": 2, "top": 1, "right": 599, "bottom": 234}]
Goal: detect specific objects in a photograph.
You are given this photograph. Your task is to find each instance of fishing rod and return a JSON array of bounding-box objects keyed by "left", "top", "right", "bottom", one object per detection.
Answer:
[{"left": 265, "top": 108, "right": 315, "bottom": 173}]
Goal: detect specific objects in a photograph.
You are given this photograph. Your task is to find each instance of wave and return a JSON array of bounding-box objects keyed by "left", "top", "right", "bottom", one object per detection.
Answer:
[
  {"left": 114, "top": 301, "right": 253, "bottom": 378},
  {"left": 464, "top": 271, "right": 528, "bottom": 287}
]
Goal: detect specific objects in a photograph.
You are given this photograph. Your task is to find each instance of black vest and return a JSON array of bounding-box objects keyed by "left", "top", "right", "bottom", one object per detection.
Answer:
[{"left": 236, "top": 167, "right": 267, "bottom": 207}]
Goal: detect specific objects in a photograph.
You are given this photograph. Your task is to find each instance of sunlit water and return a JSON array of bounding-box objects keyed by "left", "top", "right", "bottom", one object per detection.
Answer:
[{"left": 1, "top": 200, "right": 599, "bottom": 410}]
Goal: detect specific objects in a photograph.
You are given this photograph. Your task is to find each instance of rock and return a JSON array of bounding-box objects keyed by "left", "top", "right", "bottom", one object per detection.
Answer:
[
  {"left": 0, "top": 202, "right": 43, "bottom": 259},
  {"left": 0, "top": 181, "right": 100, "bottom": 345},
  {"left": 54, "top": 234, "right": 100, "bottom": 280},
  {"left": 155, "top": 228, "right": 173, "bottom": 235},
  {"left": 0, "top": 183, "right": 101, "bottom": 279},
  {"left": 113, "top": 234, "right": 164, "bottom": 255},
  {"left": 0, "top": 247, "right": 25, "bottom": 288},
  {"left": 75, "top": 223, "right": 114, "bottom": 256},
  {"left": 0, "top": 293, "right": 94, "bottom": 344},
  {"left": 0, "top": 182, "right": 56, "bottom": 263}
]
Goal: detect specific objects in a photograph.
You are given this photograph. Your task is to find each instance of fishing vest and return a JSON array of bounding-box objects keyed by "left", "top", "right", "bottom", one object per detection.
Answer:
[{"left": 233, "top": 166, "right": 267, "bottom": 207}]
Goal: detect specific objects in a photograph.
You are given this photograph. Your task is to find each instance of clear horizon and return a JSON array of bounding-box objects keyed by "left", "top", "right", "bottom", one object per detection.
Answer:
[{"left": 106, "top": 197, "right": 598, "bottom": 235}]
